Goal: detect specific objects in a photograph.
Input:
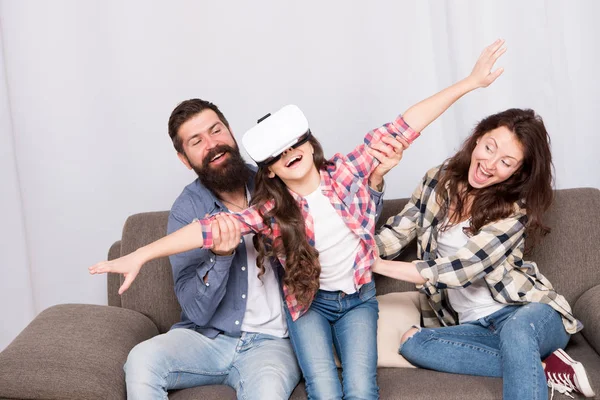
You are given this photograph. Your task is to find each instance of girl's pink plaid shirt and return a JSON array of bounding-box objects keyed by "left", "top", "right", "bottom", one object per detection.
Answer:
[{"left": 197, "top": 115, "right": 417, "bottom": 320}]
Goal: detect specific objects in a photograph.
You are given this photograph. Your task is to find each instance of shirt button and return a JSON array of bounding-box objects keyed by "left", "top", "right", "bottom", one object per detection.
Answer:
[
  {"left": 241, "top": 266, "right": 246, "bottom": 271},
  {"left": 242, "top": 294, "right": 246, "bottom": 299},
  {"left": 210, "top": 257, "right": 214, "bottom": 263},
  {"left": 240, "top": 238, "right": 243, "bottom": 243},
  {"left": 235, "top": 320, "right": 240, "bottom": 325},
  {"left": 206, "top": 282, "right": 210, "bottom": 287}
]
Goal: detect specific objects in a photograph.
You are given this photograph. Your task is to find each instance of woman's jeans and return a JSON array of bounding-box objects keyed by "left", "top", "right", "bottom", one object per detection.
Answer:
[
  {"left": 285, "top": 280, "right": 379, "bottom": 400},
  {"left": 400, "top": 303, "right": 570, "bottom": 400}
]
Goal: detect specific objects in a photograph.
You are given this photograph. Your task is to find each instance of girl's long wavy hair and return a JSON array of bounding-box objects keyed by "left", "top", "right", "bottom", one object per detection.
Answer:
[
  {"left": 437, "top": 108, "right": 554, "bottom": 247},
  {"left": 251, "top": 136, "right": 331, "bottom": 307}
]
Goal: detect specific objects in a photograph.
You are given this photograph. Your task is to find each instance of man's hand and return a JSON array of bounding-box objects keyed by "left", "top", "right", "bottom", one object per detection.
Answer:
[
  {"left": 368, "top": 135, "right": 409, "bottom": 191},
  {"left": 210, "top": 213, "right": 242, "bottom": 256}
]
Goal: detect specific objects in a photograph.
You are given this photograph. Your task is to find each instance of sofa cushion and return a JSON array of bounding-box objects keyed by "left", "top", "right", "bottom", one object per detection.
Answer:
[
  {"left": 0, "top": 304, "right": 158, "bottom": 400},
  {"left": 333, "top": 292, "right": 419, "bottom": 369},
  {"left": 169, "top": 385, "right": 236, "bottom": 399},
  {"left": 376, "top": 292, "right": 419, "bottom": 368}
]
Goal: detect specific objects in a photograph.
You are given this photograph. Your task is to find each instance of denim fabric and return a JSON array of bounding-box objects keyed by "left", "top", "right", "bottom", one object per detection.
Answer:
[
  {"left": 400, "top": 303, "right": 569, "bottom": 400},
  {"left": 124, "top": 328, "right": 300, "bottom": 400},
  {"left": 286, "top": 280, "right": 379, "bottom": 400}
]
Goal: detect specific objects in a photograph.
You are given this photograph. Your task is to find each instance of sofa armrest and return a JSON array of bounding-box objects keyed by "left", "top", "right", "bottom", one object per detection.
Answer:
[
  {"left": 108, "top": 240, "right": 122, "bottom": 307},
  {"left": 0, "top": 304, "right": 158, "bottom": 400},
  {"left": 574, "top": 284, "right": 600, "bottom": 354}
]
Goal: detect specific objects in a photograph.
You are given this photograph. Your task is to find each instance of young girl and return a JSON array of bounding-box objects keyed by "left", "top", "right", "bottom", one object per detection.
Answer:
[
  {"left": 373, "top": 108, "right": 595, "bottom": 399},
  {"left": 90, "top": 40, "right": 506, "bottom": 399}
]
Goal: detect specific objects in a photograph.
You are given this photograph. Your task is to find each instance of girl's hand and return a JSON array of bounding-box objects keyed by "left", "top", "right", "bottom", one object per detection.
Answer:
[
  {"left": 89, "top": 250, "right": 145, "bottom": 295},
  {"left": 372, "top": 257, "right": 383, "bottom": 273},
  {"left": 468, "top": 39, "right": 507, "bottom": 88},
  {"left": 368, "top": 135, "right": 409, "bottom": 191}
]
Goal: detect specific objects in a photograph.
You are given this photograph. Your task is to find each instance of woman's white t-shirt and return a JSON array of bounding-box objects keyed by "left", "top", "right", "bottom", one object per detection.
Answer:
[{"left": 437, "top": 219, "right": 507, "bottom": 323}]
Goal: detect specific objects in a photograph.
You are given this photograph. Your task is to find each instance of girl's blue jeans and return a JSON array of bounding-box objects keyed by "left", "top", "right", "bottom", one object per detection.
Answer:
[{"left": 285, "top": 280, "right": 379, "bottom": 400}]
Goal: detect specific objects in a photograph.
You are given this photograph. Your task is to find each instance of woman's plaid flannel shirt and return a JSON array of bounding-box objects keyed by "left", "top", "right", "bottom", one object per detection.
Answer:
[
  {"left": 197, "top": 115, "right": 417, "bottom": 321},
  {"left": 375, "top": 165, "right": 582, "bottom": 334}
]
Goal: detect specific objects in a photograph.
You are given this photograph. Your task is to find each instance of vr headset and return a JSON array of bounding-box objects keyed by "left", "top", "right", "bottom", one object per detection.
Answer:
[{"left": 243, "top": 104, "right": 312, "bottom": 167}]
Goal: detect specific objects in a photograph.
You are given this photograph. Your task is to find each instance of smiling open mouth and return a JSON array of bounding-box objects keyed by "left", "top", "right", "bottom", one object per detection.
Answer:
[
  {"left": 472, "top": 163, "right": 493, "bottom": 184},
  {"left": 210, "top": 152, "right": 226, "bottom": 163},
  {"left": 478, "top": 164, "right": 492, "bottom": 177},
  {"left": 285, "top": 155, "right": 302, "bottom": 167}
]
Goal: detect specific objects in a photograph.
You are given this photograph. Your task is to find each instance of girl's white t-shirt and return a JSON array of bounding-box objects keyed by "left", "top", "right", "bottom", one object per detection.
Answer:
[
  {"left": 437, "top": 219, "right": 507, "bottom": 323},
  {"left": 304, "top": 186, "right": 360, "bottom": 294}
]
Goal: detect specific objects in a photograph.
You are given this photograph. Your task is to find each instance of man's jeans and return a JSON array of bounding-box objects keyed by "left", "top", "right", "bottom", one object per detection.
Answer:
[
  {"left": 124, "top": 328, "right": 301, "bottom": 400},
  {"left": 400, "top": 303, "right": 570, "bottom": 400},
  {"left": 285, "top": 280, "right": 379, "bottom": 400}
]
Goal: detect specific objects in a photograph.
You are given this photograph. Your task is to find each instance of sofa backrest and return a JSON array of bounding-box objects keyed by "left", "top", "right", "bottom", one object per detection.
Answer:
[
  {"left": 526, "top": 188, "right": 600, "bottom": 304},
  {"left": 108, "top": 188, "right": 600, "bottom": 334}
]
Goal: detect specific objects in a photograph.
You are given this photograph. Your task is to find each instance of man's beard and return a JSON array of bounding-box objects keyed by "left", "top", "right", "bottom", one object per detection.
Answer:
[{"left": 191, "top": 144, "right": 251, "bottom": 193}]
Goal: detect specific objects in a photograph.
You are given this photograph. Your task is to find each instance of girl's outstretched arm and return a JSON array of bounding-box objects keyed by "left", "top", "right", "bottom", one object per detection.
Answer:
[
  {"left": 89, "top": 215, "right": 242, "bottom": 294},
  {"left": 89, "top": 221, "right": 205, "bottom": 294},
  {"left": 402, "top": 39, "right": 507, "bottom": 133}
]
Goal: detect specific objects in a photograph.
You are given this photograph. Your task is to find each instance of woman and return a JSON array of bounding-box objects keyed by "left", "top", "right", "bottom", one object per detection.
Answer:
[{"left": 373, "top": 108, "right": 595, "bottom": 399}]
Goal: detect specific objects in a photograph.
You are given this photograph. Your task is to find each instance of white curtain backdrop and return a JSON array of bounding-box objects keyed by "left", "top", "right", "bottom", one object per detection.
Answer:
[{"left": 1, "top": 0, "right": 598, "bottom": 350}]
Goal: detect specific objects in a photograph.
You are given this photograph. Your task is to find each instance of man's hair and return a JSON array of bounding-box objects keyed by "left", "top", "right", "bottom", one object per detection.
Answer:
[{"left": 167, "top": 99, "right": 230, "bottom": 154}]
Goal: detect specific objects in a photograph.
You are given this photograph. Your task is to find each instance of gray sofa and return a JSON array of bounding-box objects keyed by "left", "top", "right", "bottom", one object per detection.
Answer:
[{"left": 1, "top": 188, "right": 599, "bottom": 400}]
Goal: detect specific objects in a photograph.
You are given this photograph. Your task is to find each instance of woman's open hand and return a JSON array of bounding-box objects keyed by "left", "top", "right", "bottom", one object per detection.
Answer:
[{"left": 468, "top": 39, "right": 507, "bottom": 88}]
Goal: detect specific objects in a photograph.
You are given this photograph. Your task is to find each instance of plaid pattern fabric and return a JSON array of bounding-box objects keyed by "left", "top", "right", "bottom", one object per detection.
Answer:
[
  {"left": 375, "top": 165, "right": 582, "bottom": 334},
  {"left": 198, "top": 115, "right": 416, "bottom": 320}
]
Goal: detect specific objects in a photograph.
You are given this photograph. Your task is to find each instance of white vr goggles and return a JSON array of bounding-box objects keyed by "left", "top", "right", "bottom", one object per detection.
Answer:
[{"left": 243, "top": 104, "right": 312, "bottom": 167}]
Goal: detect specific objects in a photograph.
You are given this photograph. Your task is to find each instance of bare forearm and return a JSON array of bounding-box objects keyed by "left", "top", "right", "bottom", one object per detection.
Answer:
[
  {"left": 89, "top": 220, "right": 207, "bottom": 294},
  {"left": 373, "top": 258, "right": 427, "bottom": 284},
  {"left": 136, "top": 222, "right": 205, "bottom": 263},
  {"left": 402, "top": 77, "right": 477, "bottom": 133}
]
